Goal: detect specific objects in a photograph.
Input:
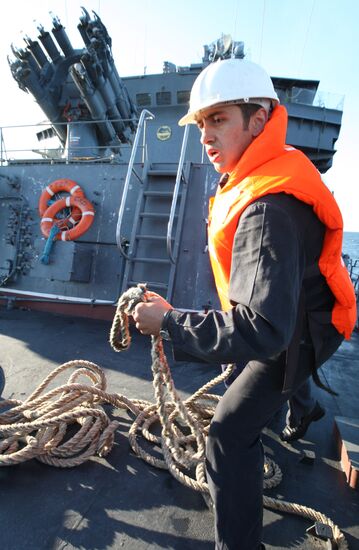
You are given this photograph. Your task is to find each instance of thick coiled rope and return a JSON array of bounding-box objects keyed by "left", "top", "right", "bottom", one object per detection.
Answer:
[
  {"left": 0, "top": 361, "right": 143, "bottom": 467},
  {"left": 109, "top": 285, "right": 348, "bottom": 549},
  {"left": 0, "top": 285, "right": 348, "bottom": 548}
]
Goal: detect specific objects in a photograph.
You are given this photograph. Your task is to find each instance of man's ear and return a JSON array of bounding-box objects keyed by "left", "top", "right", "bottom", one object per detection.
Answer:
[{"left": 250, "top": 108, "right": 268, "bottom": 137}]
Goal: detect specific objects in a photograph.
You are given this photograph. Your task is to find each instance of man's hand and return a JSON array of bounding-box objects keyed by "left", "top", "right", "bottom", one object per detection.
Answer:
[{"left": 133, "top": 292, "right": 173, "bottom": 335}]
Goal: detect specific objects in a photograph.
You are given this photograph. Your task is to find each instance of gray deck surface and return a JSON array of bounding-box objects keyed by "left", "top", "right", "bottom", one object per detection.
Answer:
[{"left": 0, "top": 307, "right": 358, "bottom": 550}]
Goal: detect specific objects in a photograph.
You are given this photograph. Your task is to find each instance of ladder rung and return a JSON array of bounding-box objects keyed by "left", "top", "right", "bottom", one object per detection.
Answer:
[
  {"left": 148, "top": 170, "right": 177, "bottom": 177},
  {"left": 131, "top": 257, "right": 171, "bottom": 264},
  {"left": 128, "top": 280, "right": 169, "bottom": 290},
  {"left": 139, "top": 212, "right": 172, "bottom": 219},
  {"left": 135, "top": 234, "right": 173, "bottom": 241},
  {"left": 143, "top": 191, "right": 174, "bottom": 198}
]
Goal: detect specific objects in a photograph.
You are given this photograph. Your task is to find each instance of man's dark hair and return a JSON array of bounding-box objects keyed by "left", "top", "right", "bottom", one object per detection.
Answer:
[{"left": 237, "top": 103, "right": 263, "bottom": 130}]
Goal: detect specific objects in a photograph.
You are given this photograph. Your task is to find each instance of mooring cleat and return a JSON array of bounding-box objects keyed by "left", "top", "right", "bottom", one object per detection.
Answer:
[{"left": 299, "top": 449, "right": 316, "bottom": 465}]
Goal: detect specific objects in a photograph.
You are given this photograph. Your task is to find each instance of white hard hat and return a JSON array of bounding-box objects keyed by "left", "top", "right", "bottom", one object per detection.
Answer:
[{"left": 178, "top": 58, "right": 279, "bottom": 126}]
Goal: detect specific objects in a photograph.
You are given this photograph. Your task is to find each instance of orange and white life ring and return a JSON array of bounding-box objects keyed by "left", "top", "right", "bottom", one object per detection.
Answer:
[
  {"left": 38, "top": 178, "right": 85, "bottom": 225},
  {"left": 40, "top": 196, "right": 95, "bottom": 241}
]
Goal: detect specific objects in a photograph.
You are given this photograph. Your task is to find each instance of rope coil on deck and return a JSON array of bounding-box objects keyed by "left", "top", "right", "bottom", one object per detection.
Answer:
[{"left": 0, "top": 284, "right": 348, "bottom": 549}]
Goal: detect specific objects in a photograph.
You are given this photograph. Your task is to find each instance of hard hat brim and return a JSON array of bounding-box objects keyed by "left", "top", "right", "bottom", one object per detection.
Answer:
[
  {"left": 178, "top": 97, "right": 278, "bottom": 126},
  {"left": 178, "top": 110, "right": 196, "bottom": 126}
]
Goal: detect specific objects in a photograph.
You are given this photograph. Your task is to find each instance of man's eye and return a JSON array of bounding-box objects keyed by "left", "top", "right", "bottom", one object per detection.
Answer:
[{"left": 213, "top": 116, "right": 223, "bottom": 124}]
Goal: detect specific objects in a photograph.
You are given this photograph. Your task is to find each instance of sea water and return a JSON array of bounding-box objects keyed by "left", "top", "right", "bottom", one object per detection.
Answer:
[
  {"left": 343, "top": 232, "right": 359, "bottom": 259},
  {"left": 343, "top": 233, "right": 359, "bottom": 298}
]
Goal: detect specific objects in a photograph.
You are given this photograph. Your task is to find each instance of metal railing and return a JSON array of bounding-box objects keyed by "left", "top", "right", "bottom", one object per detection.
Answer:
[
  {"left": 115, "top": 109, "right": 155, "bottom": 256},
  {"left": 276, "top": 86, "right": 344, "bottom": 111},
  {"left": 0, "top": 117, "right": 137, "bottom": 165},
  {"left": 166, "top": 123, "right": 190, "bottom": 263},
  {"left": 348, "top": 258, "right": 359, "bottom": 292}
]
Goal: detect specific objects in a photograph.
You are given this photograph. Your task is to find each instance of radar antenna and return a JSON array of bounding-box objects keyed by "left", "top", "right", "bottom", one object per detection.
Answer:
[{"left": 203, "top": 34, "right": 245, "bottom": 63}]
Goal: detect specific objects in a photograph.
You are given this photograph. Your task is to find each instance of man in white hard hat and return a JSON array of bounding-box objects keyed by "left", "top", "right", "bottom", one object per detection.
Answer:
[{"left": 133, "top": 57, "right": 356, "bottom": 549}]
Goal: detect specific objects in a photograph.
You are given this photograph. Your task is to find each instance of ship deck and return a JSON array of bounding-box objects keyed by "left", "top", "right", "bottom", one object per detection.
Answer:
[{"left": 0, "top": 307, "right": 358, "bottom": 550}]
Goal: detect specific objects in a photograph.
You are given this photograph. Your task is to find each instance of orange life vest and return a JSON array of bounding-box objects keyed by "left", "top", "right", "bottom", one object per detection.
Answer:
[{"left": 208, "top": 105, "right": 356, "bottom": 340}]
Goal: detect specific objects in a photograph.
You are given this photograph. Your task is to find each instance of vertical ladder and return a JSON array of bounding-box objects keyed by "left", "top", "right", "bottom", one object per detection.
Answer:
[{"left": 120, "top": 162, "right": 188, "bottom": 300}]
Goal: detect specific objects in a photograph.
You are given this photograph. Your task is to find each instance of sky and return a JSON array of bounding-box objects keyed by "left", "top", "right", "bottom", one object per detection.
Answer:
[{"left": 0, "top": 0, "right": 358, "bottom": 230}]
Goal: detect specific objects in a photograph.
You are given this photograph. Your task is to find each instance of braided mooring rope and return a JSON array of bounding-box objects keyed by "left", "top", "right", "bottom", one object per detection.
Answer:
[{"left": 0, "top": 285, "right": 348, "bottom": 548}]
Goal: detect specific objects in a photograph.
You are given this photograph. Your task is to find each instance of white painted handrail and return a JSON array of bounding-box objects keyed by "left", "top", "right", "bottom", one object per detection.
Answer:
[
  {"left": 166, "top": 123, "right": 190, "bottom": 263},
  {"left": 116, "top": 109, "right": 155, "bottom": 257}
]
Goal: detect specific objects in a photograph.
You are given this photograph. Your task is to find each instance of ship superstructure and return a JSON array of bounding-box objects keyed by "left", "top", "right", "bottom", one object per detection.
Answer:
[{"left": 0, "top": 9, "right": 343, "bottom": 318}]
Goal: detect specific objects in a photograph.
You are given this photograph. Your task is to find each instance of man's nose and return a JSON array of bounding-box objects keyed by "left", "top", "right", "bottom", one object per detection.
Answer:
[{"left": 200, "top": 123, "right": 214, "bottom": 145}]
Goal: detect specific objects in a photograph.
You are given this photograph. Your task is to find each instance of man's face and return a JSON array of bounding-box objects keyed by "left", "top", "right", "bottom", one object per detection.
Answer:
[{"left": 196, "top": 104, "right": 254, "bottom": 174}]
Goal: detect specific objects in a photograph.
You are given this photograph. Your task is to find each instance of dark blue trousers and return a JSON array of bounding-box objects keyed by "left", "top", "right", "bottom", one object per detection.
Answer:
[
  {"left": 206, "top": 345, "right": 315, "bottom": 549},
  {"left": 0, "top": 365, "right": 4, "bottom": 398},
  {"left": 286, "top": 378, "right": 316, "bottom": 428}
]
